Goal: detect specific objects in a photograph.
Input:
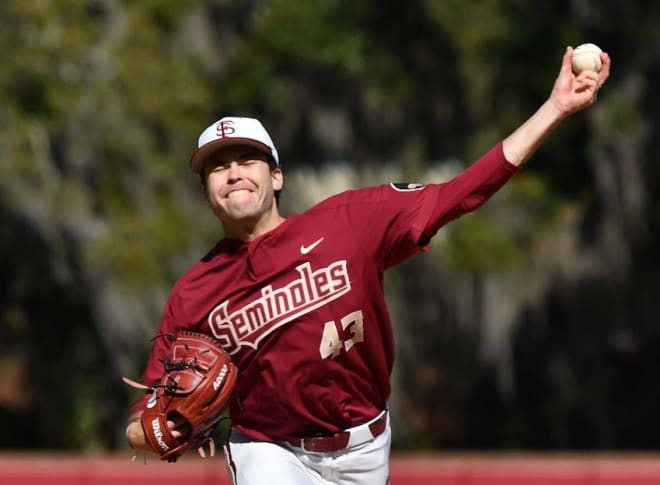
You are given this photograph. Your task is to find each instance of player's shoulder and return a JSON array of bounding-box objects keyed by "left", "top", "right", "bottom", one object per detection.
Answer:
[
  {"left": 310, "top": 183, "right": 426, "bottom": 209},
  {"left": 171, "top": 240, "right": 236, "bottom": 285},
  {"left": 300, "top": 183, "right": 431, "bottom": 220}
]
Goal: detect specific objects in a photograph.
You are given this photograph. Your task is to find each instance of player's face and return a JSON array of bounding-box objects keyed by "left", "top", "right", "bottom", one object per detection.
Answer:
[{"left": 202, "top": 145, "right": 283, "bottom": 236}]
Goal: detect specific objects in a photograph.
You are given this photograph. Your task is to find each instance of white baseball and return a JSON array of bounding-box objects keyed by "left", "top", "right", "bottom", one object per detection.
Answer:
[{"left": 571, "top": 43, "right": 603, "bottom": 74}]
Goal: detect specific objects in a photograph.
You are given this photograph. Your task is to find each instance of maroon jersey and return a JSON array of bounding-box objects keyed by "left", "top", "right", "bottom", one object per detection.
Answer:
[{"left": 138, "top": 141, "right": 518, "bottom": 442}]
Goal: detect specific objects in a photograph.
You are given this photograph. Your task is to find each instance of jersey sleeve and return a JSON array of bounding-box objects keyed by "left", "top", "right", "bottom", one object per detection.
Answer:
[
  {"left": 341, "top": 141, "right": 519, "bottom": 270},
  {"left": 419, "top": 141, "right": 519, "bottom": 244}
]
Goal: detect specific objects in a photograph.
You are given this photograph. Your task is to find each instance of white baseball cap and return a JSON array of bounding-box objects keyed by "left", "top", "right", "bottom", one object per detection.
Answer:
[{"left": 189, "top": 116, "right": 279, "bottom": 173}]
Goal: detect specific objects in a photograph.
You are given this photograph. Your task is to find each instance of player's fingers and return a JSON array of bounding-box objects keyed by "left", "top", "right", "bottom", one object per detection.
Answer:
[
  {"left": 597, "top": 52, "right": 611, "bottom": 87},
  {"left": 198, "top": 446, "right": 207, "bottom": 458},
  {"left": 577, "top": 70, "right": 599, "bottom": 84},
  {"left": 559, "top": 46, "right": 574, "bottom": 76},
  {"left": 166, "top": 420, "right": 183, "bottom": 439},
  {"left": 208, "top": 438, "right": 216, "bottom": 457},
  {"left": 575, "top": 71, "right": 599, "bottom": 93}
]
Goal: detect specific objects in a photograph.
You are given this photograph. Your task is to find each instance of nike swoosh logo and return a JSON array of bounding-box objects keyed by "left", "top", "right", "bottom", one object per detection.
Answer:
[{"left": 300, "top": 237, "right": 324, "bottom": 255}]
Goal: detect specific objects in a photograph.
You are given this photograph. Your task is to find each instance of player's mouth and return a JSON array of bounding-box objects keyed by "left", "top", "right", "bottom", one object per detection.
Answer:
[{"left": 226, "top": 189, "right": 252, "bottom": 198}]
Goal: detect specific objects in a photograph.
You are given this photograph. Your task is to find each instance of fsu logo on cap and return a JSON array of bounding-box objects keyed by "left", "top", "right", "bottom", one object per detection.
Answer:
[{"left": 216, "top": 120, "right": 236, "bottom": 138}]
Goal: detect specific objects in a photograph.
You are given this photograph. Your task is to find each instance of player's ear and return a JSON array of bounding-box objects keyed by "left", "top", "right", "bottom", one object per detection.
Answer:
[{"left": 271, "top": 167, "right": 283, "bottom": 192}]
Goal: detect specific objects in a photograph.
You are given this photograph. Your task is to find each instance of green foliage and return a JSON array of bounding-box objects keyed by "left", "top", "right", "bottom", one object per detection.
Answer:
[
  {"left": 435, "top": 167, "right": 567, "bottom": 275},
  {"left": 254, "top": 0, "right": 367, "bottom": 72},
  {"left": 90, "top": 203, "right": 190, "bottom": 289},
  {"left": 441, "top": 212, "right": 520, "bottom": 272}
]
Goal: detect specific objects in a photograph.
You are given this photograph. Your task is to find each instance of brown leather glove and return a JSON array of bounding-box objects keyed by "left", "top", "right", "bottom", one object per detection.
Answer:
[{"left": 124, "top": 331, "right": 238, "bottom": 462}]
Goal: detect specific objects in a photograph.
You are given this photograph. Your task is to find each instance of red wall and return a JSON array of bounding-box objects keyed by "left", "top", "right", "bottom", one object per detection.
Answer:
[{"left": 2, "top": 454, "right": 660, "bottom": 484}]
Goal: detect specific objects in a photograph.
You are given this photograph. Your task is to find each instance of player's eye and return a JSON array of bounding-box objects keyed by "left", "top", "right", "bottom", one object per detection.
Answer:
[{"left": 210, "top": 162, "right": 230, "bottom": 172}]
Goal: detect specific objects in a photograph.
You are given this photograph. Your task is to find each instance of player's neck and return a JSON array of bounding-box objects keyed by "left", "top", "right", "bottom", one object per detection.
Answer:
[{"left": 222, "top": 210, "right": 286, "bottom": 242}]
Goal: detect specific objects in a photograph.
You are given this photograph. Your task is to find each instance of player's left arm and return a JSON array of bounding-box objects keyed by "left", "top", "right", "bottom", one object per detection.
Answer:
[{"left": 503, "top": 45, "right": 611, "bottom": 166}]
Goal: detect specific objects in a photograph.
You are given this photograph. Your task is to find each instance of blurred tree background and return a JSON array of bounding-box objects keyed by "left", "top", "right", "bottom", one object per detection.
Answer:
[{"left": 1, "top": 0, "right": 659, "bottom": 453}]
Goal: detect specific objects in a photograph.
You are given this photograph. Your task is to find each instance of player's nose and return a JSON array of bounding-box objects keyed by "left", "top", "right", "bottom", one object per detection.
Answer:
[{"left": 225, "top": 161, "right": 242, "bottom": 181}]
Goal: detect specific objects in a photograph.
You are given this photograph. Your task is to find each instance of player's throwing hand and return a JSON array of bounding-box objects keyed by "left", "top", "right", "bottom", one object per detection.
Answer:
[{"left": 550, "top": 45, "right": 611, "bottom": 116}]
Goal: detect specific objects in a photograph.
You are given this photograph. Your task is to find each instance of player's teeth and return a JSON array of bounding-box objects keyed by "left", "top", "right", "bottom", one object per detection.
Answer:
[{"left": 228, "top": 190, "right": 249, "bottom": 198}]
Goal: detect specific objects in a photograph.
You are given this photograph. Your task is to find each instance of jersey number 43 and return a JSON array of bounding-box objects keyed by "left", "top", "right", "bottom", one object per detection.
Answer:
[{"left": 319, "top": 310, "right": 364, "bottom": 359}]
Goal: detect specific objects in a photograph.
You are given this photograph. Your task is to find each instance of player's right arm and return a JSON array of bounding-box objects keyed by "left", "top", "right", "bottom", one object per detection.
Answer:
[
  {"left": 415, "top": 46, "right": 610, "bottom": 244},
  {"left": 502, "top": 46, "right": 610, "bottom": 166}
]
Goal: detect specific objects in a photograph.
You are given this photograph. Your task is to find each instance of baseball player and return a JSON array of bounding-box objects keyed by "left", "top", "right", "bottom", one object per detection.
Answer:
[{"left": 126, "top": 47, "right": 610, "bottom": 484}]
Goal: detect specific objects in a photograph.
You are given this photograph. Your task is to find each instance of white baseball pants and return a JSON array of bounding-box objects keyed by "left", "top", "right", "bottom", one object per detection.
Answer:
[{"left": 223, "top": 415, "right": 391, "bottom": 485}]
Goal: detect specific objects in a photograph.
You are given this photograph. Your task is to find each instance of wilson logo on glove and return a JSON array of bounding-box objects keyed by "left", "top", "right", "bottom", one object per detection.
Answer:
[
  {"left": 151, "top": 418, "right": 170, "bottom": 452},
  {"left": 213, "top": 365, "right": 229, "bottom": 391},
  {"left": 123, "top": 331, "right": 238, "bottom": 462}
]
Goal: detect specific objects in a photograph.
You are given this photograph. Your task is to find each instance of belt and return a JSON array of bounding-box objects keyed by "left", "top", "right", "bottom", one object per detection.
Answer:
[{"left": 288, "top": 411, "right": 388, "bottom": 453}]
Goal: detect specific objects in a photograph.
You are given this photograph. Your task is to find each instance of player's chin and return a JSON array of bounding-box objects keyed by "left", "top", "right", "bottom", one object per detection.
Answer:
[{"left": 221, "top": 202, "right": 262, "bottom": 220}]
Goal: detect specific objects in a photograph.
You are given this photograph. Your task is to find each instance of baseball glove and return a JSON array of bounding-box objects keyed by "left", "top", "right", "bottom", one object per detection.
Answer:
[{"left": 124, "top": 330, "right": 238, "bottom": 462}]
